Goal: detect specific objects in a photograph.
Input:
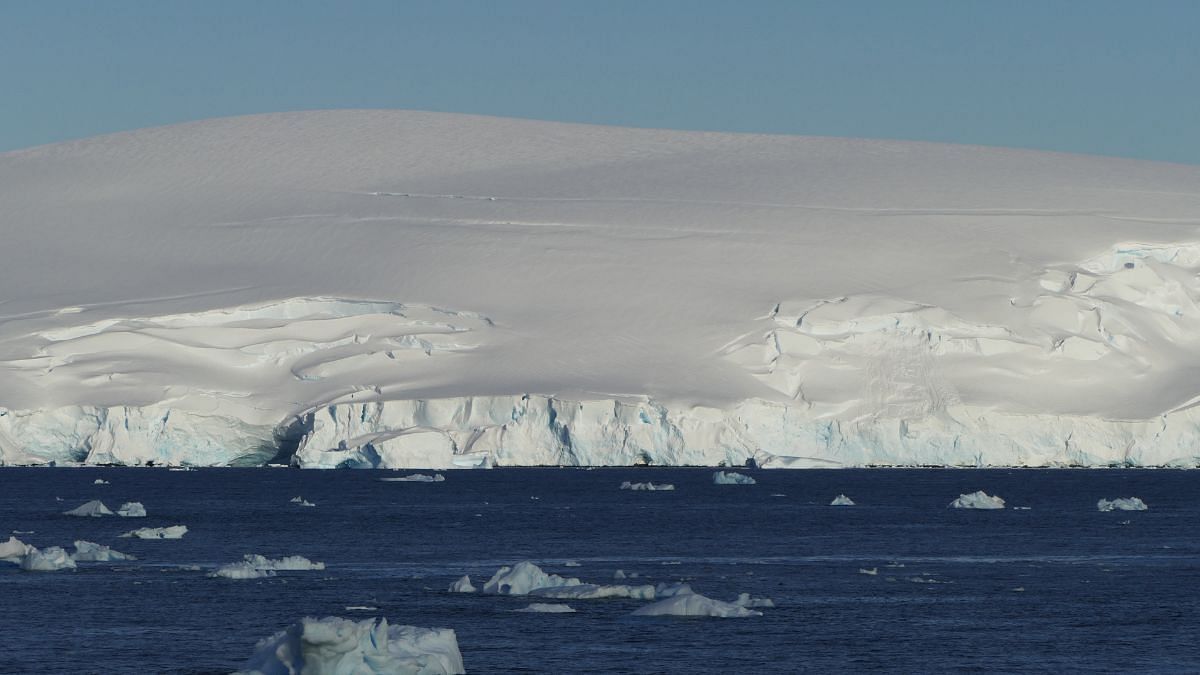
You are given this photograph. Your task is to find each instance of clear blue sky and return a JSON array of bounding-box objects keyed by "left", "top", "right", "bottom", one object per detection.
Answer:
[{"left": 2, "top": 1, "right": 1198, "bottom": 163}]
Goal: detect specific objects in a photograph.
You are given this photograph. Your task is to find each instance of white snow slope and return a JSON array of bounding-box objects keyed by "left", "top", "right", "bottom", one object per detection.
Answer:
[{"left": 2, "top": 110, "right": 1200, "bottom": 468}]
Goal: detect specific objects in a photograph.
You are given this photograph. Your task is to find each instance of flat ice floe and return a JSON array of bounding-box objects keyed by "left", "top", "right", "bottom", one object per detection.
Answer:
[
  {"left": 513, "top": 603, "right": 576, "bottom": 613},
  {"left": 712, "top": 471, "right": 756, "bottom": 485},
  {"left": 949, "top": 491, "right": 1006, "bottom": 509},
  {"left": 120, "top": 525, "right": 188, "bottom": 539},
  {"left": 619, "top": 481, "right": 674, "bottom": 491},
  {"left": 73, "top": 540, "right": 136, "bottom": 562},
  {"left": 236, "top": 616, "right": 464, "bottom": 675},
  {"left": 63, "top": 500, "right": 114, "bottom": 517},
  {"left": 380, "top": 473, "right": 445, "bottom": 482},
  {"left": 1097, "top": 497, "right": 1149, "bottom": 511},
  {"left": 830, "top": 494, "right": 856, "bottom": 506},
  {"left": 116, "top": 502, "right": 147, "bottom": 517},
  {"left": 632, "top": 593, "right": 763, "bottom": 618}
]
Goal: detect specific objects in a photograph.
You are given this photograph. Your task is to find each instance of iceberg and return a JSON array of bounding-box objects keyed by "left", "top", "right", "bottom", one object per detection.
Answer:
[
  {"left": 619, "top": 481, "right": 675, "bottom": 491},
  {"left": 20, "top": 546, "right": 77, "bottom": 572},
  {"left": 380, "top": 473, "right": 446, "bottom": 483},
  {"left": 73, "top": 540, "right": 136, "bottom": 562},
  {"left": 93, "top": 478, "right": 109, "bottom": 485},
  {"left": 949, "top": 491, "right": 1006, "bottom": 510},
  {"left": 237, "top": 616, "right": 464, "bottom": 675},
  {"left": 632, "top": 593, "right": 763, "bottom": 618},
  {"left": 531, "top": 583, "right": 657, "bottom": 601},
  {"left": 240, "top": 554, "right": 325, "bottom": 571},
  {"left": 712, "top": 471, "right": 756, "bottom": 485},
  {"left": 1097, "top": 497, "right": 1149, "bottom": 512},
  {"left": 290, "top": 496, "right": 316, "bottom": 507},
  {"left": 734, "top": 593, "right": 775, "bottom": 608},
  {"left": 120, "top": 525, "right": 188, "bottom": 539},
  {"left": 830, "top": 494, "right": 856, "bottom": 506},
  {"left": 63, "top": 500, "right": 114, "bottom": 517},
  {"left": 0, "top": 536, "right": 34, "bottom": 563},
  {"left": 481, "top": 561, "right": 582, "bottom": 596},
  {"left": 116, "top": 502, "right": 147, "bottom": 518},
  {"left": 211, "top": 563, "right": 275, "bottom": 580},
  {"left": 448, "top": 575, "right": 477, "bottom": 593},
  {"left": 513, "top": 603, "right": 576, "bottom": 613}
]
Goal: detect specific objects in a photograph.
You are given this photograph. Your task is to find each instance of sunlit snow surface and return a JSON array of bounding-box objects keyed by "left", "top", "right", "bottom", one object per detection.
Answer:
[
  {"left": 0, "top": 467, "right": 1196, "bottom": 672},
  {"left": 3, "top": 111, "right": 1200, "bottom": 468}
]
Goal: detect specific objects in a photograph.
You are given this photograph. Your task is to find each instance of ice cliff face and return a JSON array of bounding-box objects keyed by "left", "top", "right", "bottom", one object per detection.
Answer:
[{"left": 2, "top": 111, "right": 1200, "bottom": 467}]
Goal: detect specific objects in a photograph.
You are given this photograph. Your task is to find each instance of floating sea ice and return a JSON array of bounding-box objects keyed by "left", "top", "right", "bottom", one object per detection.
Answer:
[
  {"left": 0, "top": 536, "right": 34, "bottom": 563},
  {"left": 236, "top": 617, "right": 465, "bottom": 675},
  {"left": 562, "top": 561, "right": 581, "bottom": 567},
  {"left": 513, "top": 603, "right": 576, "bottom": 613},
  {"left": 345, "top": 606, "right": 379, "bottom": 612},
  {"left": 120, "top": 525, "right": 188, "bottom": 539},
  {"left": 20, "top": 546, "right": 77, "bottom": 572},
  {"left": 211, "top": 562, "right": 275, "bottom": 580},
  {"left": 73, "top": 540, "right": 136, "bottom": 562},
  {"left": 1097, "top": 497, "right": 1148, "bottom": 512},
  {"left": 289, "top": 496, "right": 316, "bottom": 507},
  {"left": 531, "top": 583, "right": 657, "bottom": 600},
  {"left": 619, "top": 481, "right": 674, "bottom": 491},
  {"left": 632, "top": 592, "right": 762, "bottom": 618},
  {"left": 613, "top": 569, "right": 626, "bottom": 580},
  {"left": 734, "top": 593, "right": 775, "bottom": 608},
  {"left": 482, "top": 561, "right": 582, "bottom": 596},
  {"left": 63, "top": 500, "right": 114, "bottom": 517},
  {"left": 117, "top": 502, "right": 147, "bottom": 518},
  {"left": 712, "top": 471, "right": 756, "bottom": 485},
  {"left": 93, "top": 479, "right": 109, "bottom": 485},
  {"left": 858, "top": 567, "right": 878, "bottom": 576},
  {"left": 949, "top": 491, "right": 1005, "bottom": 509},
  {"left": 241, "top": 554, "right": 325, "bottom": 571},
  {"left": 448, "top": 575, "right": 477, "bottom": 593},
  {"left": 380, "top": 473, "right": 446, "bottom": 483},
  {"left": 830, "top": 494, "right": 855, "bottom": 506}
]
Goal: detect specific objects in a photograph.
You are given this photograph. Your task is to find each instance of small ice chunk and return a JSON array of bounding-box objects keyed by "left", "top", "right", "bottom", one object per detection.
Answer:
[
  {"left": 93, "top": 479, "right": 109, "bottom": 485},
  {"left": 734, "top": 593, "right": 775, "bottom": 608},
  {"left": 562, "top": 560, "right": 581, "bottom": 567},
  {"left": 613, "top": 569, "right": 626, "bottom": 580},
  {"left": 532, "top": 583, "right": 657, "bottom": 600},
  {"left": 858, "top": 567, "right": 878, "bottom": 576},
  {"left": 1097, "top": 497, "right": 1148, "bottom": 512},
  {"left": 20, "top": 546, "right": 77, "bottom": 572},
  {"left": 63, "top": 500, "right": 114, "bottom": 517},
  {"left": 448, "top": 575, "right": 477, "bottom": 593},
  {"left": 830, "top": 494, "right": 855, "bottom": 506},
  {"left": 73, "top": 540, "right": 136, "bottom": 562},
  {"left": 513, "top": 603, "right": 576, "bottom": 613},
  {"left": 236, "top": 617, "right": 464, "bottom": 675},
  {"left": 0, "top": 536, "right": 34, "bottom": 563},
  {"left": 619, "top": 481, "right": 674, "bottom": 491},
  {"left": 380, "top": 473, "right": 446, "bottom": 483},
  {"left": 289, "top": 496, "right": 316, "bottom": 507},
  {"left": 482, "top": 561, "right": 582, "bottom": 596},
  {"left": 240, "top": 554, "right": 325, "bottom": 571},
  {"left": 120, "top": 525, "right": 188, "bottom": 539},
  {"left": 116, "top": 502, "right": 147, "bottom": 518},
  {"left": 632, "top": 592, "right": 762, "bottom": 618},
  {"left": 211, "top": 562, "right": 275, "bottom": 579},
  {"left": 949, "top": 491, "right": 1005, "bottom": 509},
  {"left": 345, "top": 606, "right": 379, "bottom": 612},
  {"left": 712, "top": 471, "right": 756, "bottom": 485}
]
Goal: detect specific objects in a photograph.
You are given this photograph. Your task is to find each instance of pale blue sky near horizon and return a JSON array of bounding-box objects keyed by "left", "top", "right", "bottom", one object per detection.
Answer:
[{"left": 1, "top": 1, "right": 1197, "bottom": 164}]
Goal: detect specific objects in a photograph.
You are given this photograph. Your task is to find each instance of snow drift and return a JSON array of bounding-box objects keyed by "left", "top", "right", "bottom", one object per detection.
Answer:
[{"left": 3, "top": 110, "right": 1200, "bottom": 468}]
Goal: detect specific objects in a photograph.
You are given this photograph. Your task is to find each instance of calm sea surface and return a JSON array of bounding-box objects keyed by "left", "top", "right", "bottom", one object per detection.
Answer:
[{"left": 1, "top": 467, "right": 1197, "bottom": 673}]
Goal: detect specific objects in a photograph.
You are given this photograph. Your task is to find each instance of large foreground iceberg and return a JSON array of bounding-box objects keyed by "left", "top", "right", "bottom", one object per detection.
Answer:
[
  {"left": 237, "top": 617, "right": 464, "bottom": 675},
  {"left": 3, "top": 111, "right": 1200, "bottom": 469}
]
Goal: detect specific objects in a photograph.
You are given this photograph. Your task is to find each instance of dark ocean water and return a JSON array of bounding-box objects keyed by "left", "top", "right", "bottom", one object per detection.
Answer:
[{"left": 0, "top": 467, "right": 1197, "bottom": 674}]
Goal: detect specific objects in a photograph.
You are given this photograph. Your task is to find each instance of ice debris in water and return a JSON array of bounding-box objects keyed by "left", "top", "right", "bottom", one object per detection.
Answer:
[
  {"left": 448, "top": 575, "right": 477, "bottom": 593},
  {"left": 632, "top": 593, "right": 763, "bottom": 618},
  {"left": 19, "top": 546, "right": 78, "bottom": 572},
  {"left": 290, "top": 496, "right": 316, "bottom": 507},
  {"left": 380, "top": 473, "right": 446, "bottom": 483},
  {"left": 734, "top": 593, "right": 775, "bottom": 608},
  {"left": 211, "top": 563, "right": 274, "bottom": 580},
  {"left": 513, "top": 603, "right": 576, "bottom": 613},
  {"left": 949, "top": 491, "right": 1005, "bottom": 509},
  {"left": 212, "top": 554, "right": 325, "bottom": 579},
  {"left": 73, "top": 540, "right": 136, "bottom": 562},
  {"left": 482, "top": 561, "right": 582, "bottom": 596},
  {"left": 120, "top": 525, "right": 188, "bottom": 539},
  {"left": 236, "top": 616, "right": 465, "bottom": 675},
  {"left": 63, "top": 500, "right": 114, "bottom": 517},
  {"left": 478, "top": 561, "right": 691, "bottom": 601},
  {"left": 1097, "top": 497, "right": 1148, "bottom": 511},
  {"left": 93, "top": 478, "right": 109, "bottom": 485},
  {"left": 1, "top": 536, "right": 34, "bottom": 563},
  {"left": 619, "top": 481, "right": 674, "bottom": 491},
  {"left": 858, "top": 567, "right": 878, "bottom": 576},
  {"left": 712, "top": 471, "right": 756, "bottom": 485},
  {"left": 830, "top": 494, "right": 856, "bottom": 506},
  {"left": 117, "top": 502, "right": 147, "bottom": 518}
]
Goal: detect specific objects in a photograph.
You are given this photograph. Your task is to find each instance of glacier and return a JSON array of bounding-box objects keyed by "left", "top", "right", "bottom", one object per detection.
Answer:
[{"left": 2, "top": 110, "right": 1200, "bottom": 468}]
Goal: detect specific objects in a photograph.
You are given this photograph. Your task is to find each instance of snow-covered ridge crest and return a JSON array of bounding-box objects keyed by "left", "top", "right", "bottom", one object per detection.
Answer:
[{"left": 2, "top": 110, "right": 1200, "bottom": 467}]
